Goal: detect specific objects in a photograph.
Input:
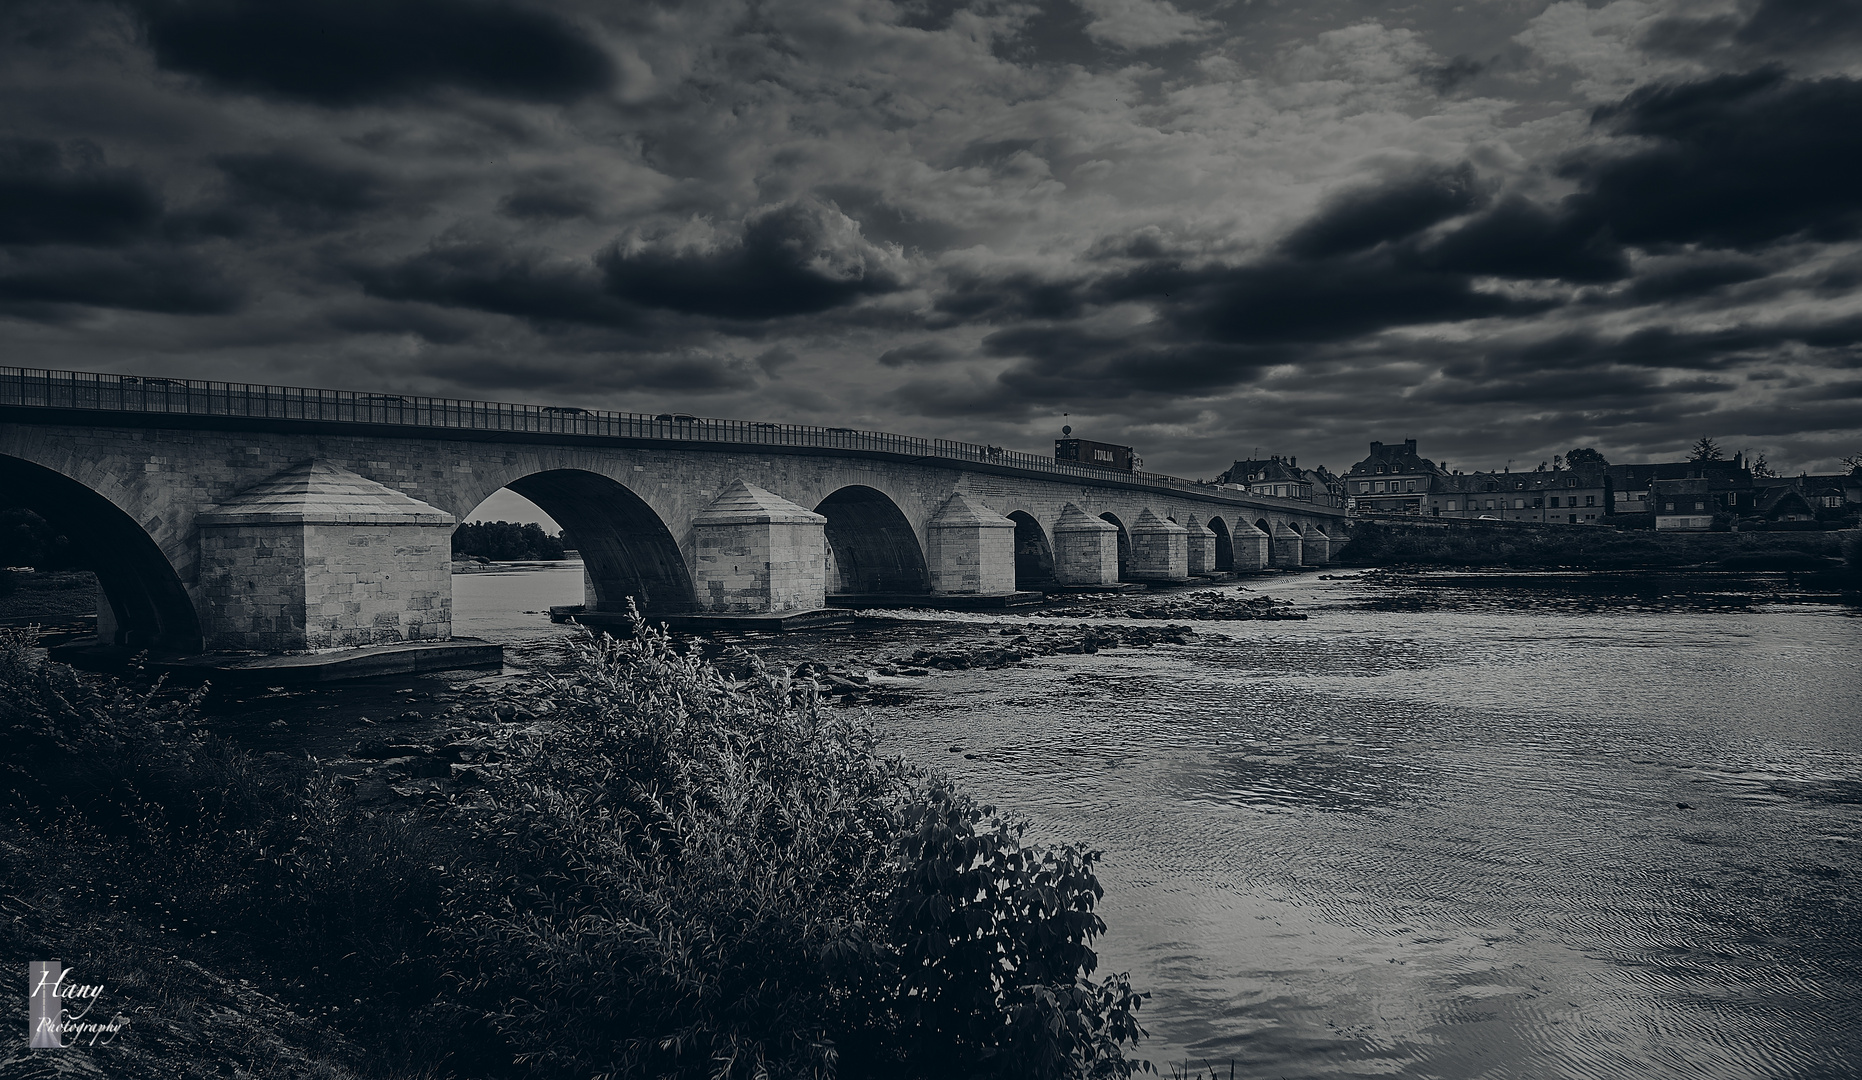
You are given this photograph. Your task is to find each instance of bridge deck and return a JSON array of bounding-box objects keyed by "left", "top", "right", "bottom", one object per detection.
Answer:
[{"left": 1, "top": 366, "right": 1336, "bottom": 514}]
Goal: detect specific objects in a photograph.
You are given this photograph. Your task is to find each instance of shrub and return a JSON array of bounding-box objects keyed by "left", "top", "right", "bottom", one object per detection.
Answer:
[
  {"left": 0, "top": 616, "right": 1150, "bottom": 1080},
  {"left": 443, "top": 612, "right": 1149, "bottom": 1080}
]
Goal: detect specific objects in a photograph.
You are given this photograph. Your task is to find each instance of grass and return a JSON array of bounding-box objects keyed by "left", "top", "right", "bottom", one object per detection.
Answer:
[{"left": 1, "top": 611, "right": 1152, "bottom": 1079}]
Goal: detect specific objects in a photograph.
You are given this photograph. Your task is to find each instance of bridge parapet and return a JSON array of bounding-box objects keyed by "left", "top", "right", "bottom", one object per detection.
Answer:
[{"left": 2, "top": 366, "right": 1243, "bottom": 503}]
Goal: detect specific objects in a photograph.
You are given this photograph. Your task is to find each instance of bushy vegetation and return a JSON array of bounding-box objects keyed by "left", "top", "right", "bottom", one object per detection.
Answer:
[
  {"left": 1336, "top": 521, "right": 1848, "bottom": 571},
  {"left": 1, "top": 506, "right": 83, "bottom": 568},
  {"left": 452, "top": 519, "right": 566, "bottom": 561},
  {"left": 0, "top": 614, "right": 1149, "bottom": 1079}
]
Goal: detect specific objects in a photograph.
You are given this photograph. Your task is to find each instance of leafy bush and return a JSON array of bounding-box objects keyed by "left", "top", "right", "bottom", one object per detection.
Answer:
[
  {"left": 443, "top": 613, "right": 1149, "bottom": 1079},
  {"left": 0, "top": 617, "right": 1150, "bottom": 1080}
]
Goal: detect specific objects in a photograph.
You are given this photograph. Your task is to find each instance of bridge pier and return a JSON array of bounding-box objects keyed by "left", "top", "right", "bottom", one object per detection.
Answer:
[
  {"left": 691, "top": 481, "right": 827, "bottom": 614},
  {"left": 926, "top": 493, "right": 1017, "bottom": 596},
  {"left": 1233, "top": 520, "right": 1269, "bottom": 570},
  {"left": 1302, "top": 525, "right": 1333, "bottom": 566},
  {"left": 1052, "top": 503, "right": 1120, "bottom": 585},
  {"left": 1185, "top": 515, "right": 1217, "bottom": 576},
  {"left": 1271, "top": 522, "right": 1304, "bottom": 567},
  {"left": 195, "top": 461, "right": 455, "bottom": 651},
  {"left": 1129, "top": 509, "right": 1189, "bottom": 582}
]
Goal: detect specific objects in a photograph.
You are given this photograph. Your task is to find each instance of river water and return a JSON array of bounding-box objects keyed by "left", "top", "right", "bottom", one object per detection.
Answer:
[{"left": 453, "top": 563, "right": 1862, "bottom": 1079}]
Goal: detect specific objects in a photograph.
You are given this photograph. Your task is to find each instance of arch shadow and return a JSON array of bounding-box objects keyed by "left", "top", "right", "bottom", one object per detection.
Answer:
[
  {"left": 1207, "top": 515, "right": 1234, "bottom": 571},
  {"left": 1099, "top": 512, "right": 1132, "bottom": 581},
  {"left": 0, "top": 454, "right": 201, "bottom": 650},
  {"left": 1255, "top": 519, "right": 1275, "bottom": 567},
  {"left": 817, "top": 486, "right": 927, "bottom": 596},
  {"left": 501, "top": 469, "right": 695, "bottom": 615},
  {"left": 1007, "top": 511, "right": 1054, "bottom": 590}
]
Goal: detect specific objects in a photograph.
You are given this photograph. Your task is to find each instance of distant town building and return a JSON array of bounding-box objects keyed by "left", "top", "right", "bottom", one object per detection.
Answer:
[
  {"left": 1341, "top": 440, "right": 1448, "bottom": 514},
  {"left": 1447, "top": 466, "right": 1612, "bottom": 524},
  {"left": 1217, "top": 455, "right": 1346, "bottom": 508}
]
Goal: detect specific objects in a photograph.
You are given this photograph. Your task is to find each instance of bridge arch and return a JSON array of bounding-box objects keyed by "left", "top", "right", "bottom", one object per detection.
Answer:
[
  {"left": 497, "top": 469, "right": 695, "bottom": 615},
  {"left": 0, "top": 453, "right": 201, "bottom": 650},
  {"left": 1207, "top": 515, "right": 1234, "bottom": 571},
  {"left": 816, "top": 485, "right": 927, "bottom": 596},
  {"left": 1006, "top": 510, "right": 1054, "bottom": 590},
  {"left": 1098, "top": 512, "right": 1132, "bottom": 580}
]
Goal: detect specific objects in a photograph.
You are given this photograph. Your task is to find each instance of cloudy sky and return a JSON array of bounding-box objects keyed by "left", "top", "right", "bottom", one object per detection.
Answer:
[{"left": 4, "top": 0, "right": 1860, "bottom": 481}]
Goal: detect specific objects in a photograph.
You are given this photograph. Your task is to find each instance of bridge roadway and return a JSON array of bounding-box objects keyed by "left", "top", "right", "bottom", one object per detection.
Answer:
[{"left": 0, "top": 367, "right": 1347, "bottom": 654}]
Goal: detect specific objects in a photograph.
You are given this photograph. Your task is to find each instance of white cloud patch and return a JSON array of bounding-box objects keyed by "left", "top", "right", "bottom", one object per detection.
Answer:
[{"left": 1077, "top": 0, "right": 1216, "bottom": 50}]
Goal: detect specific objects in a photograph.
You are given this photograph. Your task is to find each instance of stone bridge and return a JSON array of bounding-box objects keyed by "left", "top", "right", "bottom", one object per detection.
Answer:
[{"left": 1, "top": 368, "right": 1348, "bottom": 654}]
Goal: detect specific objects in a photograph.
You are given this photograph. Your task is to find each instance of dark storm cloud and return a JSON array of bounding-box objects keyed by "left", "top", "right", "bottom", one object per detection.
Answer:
[
  {"left": 1281, "top": 163, "right": 1484, "bottom": 260},
  {"left": 427, "top": 352, "right": 756, "bottom": 395},
  {"left": 0, "top": 246, "right": 242, "bottom": 317},
  {"left": 600, "top": 204, "right": 902, "bottom": 321},
  {"left": 215, "top": 150, "right": 403, "bottom": 230},
  {"left": 935, "top": 270, "right": 1087, "bottom": 323},
  {"left": 1569, "top": 68, "right": 1862, "bottom": 250},
  {"left": 1641, "top": 0, "right": 1862, "bottom": 63},
  {"left": 359, "top": 242, "right": 641, "bottom": 329},
  {"left": 128, "top": 0, "right": 612, "bottom": 106},
  {"left": 498, "top": 176, "right": 602, "bottom": 222},
  {"left": 1416, "top": 196, "right": 1628, "bottom": 283},
  {"left": 1621, "top": 257, "right": 1772, "bottom": 305},
  {"left": 878, "top": 340, "right": 962, "bottom": 367},
  {"left": 0, "top": 138, "right": 162, "bottom": 246}
]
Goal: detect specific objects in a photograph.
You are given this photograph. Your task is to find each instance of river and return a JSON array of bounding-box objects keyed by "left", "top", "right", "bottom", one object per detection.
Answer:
[{"left": 454, "top": 563, "right": 1861, "bottom": 1078}]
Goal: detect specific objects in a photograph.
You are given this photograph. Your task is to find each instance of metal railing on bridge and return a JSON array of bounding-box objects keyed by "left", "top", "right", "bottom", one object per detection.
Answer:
[{"left": 0, "top": 365, "right": 1282, "bottom": 504}]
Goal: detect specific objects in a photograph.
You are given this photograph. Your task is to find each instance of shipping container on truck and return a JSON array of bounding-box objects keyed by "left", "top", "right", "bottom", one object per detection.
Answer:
[{"left": 1055, "top": 437, "right": 1136, "bottom": 472}]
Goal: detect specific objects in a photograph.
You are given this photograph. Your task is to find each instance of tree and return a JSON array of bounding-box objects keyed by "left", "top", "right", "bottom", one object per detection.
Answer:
[
  {"left": 1565, "top": 447, "right": 1608, "bottom": 468},
  {"left": 1750, "top": 454, "right": 1776, "bottom": 478},
  {"left": 1690, "top": 436, "right": 1724, "bottom": 462},
  {"left": 1843, "top": 453, "right": 1862, "bottom": 474}
]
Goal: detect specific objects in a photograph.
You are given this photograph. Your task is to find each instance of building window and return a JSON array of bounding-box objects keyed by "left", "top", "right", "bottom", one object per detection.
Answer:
[
  {"left": 1665, "top": 501, "right": 1675, "bottom": 511},
  {"left": 1406, "top": 481, "right": 1417, "bottom": 492},
  {"left": 1694, "top": 501, "right": 1705, "bottom": 511},
  {"left": 1586, "top": 496, "right": 1595, "bottom": 507},
  {"left": 1550, "top": 497, "right": 1560, "bottom": 508},
  {"left": 1514, "top": 499, "right": 1525, "bottom": 509}
]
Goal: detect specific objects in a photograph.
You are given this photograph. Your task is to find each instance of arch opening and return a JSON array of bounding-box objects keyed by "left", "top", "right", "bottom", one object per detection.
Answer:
[
  {"left": 488, "top": 470, "right": 695, "bottom": 616},
  {"left": 0, "top": 454, "right": 201, "bottom": 650},
  {"left": 816, "top": 486, "right": 927, "bottom": 596},
  {"left": 1099, "top": 512, "right": 1132, "bottom": 581},
  {"left": 1007, "top": 511, "right": 1054, "bottom": 590},
  {"left": 1208, "top": 515, "right": 1234, "bottom": 571}
]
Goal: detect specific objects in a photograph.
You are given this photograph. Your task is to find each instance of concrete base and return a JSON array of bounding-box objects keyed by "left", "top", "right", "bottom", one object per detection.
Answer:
[
  {"left": 50, "top": 637, "right": 503, "bottom": 685},
  {"left": 828, "top": 591, "right": 1045, "bottom": 610},
  {"left": 1039, "top": 582, "right": 1147, "bottom": 594},
  {"left": 572, "top": 607, "right": 853, "bottom": 633}
]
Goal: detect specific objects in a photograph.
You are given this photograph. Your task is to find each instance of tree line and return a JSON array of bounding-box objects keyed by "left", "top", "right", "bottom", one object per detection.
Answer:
[{"left": 451, "top": 520, "right": 567, "bottom": 561}]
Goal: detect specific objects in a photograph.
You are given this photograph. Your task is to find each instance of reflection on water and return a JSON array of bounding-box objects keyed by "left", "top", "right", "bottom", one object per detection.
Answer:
[{"left": 455, "top": 564, "right": 1862, "bottom": 1079}]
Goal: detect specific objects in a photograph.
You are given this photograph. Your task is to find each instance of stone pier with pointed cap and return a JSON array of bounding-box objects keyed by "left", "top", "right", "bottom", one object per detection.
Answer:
[
  {"left": 195, "top": 460, "right": 455, "bottom": 651},
  {"left": 1185, "top": 515, "right": 1217, "bottom": 576},
  {"left": 1233, "top": 520, "right": 1270, "bottom": 570},
  {"left": 926, "top": 492, "right": 1017, "bottom": 595},
  {"left": 1272, "top": 521, "right": 1304, "bottom": 567},
  {"left": 1129, "top": 508, "right": 1190, "bottom": 581},
  {"left": 691, "top": 480, "right": 828, "bottom": 614},
  {"left": 1051, "top": 503, "right": 1120, "bottom": 585},
  {"left": 1302, "top": 525, "right": 1333, "bottom": 566}
]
